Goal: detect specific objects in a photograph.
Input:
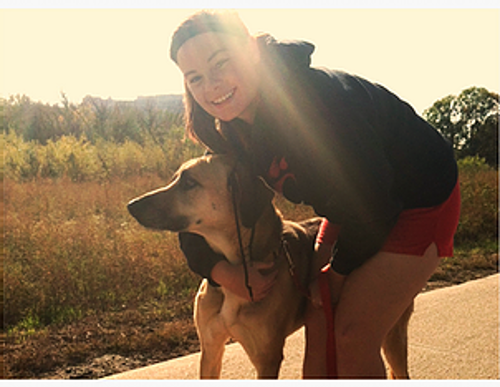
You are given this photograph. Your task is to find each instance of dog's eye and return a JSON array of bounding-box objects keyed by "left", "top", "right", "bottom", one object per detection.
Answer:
[{"left": 180, "top": 174, "right": 199, "bottom": 191}]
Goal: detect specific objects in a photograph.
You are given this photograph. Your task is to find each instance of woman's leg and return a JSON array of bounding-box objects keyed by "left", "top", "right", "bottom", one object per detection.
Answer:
[
  {"left": 303, "top": 300, "right": 328, "bottom": 378},
  {"left": 334, "top": 243, "right": 441, "bottom": 378},
  {"left": 303, "top": 240, "right": 333, "bottom": 378}
]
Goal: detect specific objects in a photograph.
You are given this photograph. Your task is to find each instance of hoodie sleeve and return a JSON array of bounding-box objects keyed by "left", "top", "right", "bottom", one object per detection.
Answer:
[
  {"left": 313, "top": 126, "right": 401, "bottom": 275},
  {"left": 307, "top": 81, "right": 403, "bottom": 274},
  {"left": 300, "top": 71, "right": 415, "bottom": 275}
]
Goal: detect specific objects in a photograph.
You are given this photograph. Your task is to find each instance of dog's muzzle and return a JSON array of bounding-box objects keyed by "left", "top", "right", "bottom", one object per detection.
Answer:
[{"left": 127, "top": 192, "right": 190, "bottom": 232}]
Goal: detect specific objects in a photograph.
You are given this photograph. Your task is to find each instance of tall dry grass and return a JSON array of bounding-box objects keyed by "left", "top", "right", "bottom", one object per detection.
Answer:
[
  {"left": 3, "top": 175, "right": 200, "bottom": 329},
  {"left": 2, "top": 131, "right": 497, "bottom": 332}
]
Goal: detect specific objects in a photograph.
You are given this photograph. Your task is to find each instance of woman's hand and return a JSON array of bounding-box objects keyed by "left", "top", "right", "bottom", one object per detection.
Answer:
[
  {"left": 309, "top": 242, "right": 345, "bottom": 308},
  {"left": 326, "top": 268, "right": 346, "bottom": 305},
  {"left": 309, "top": 265, "right": 346, "bottom": 309},
  {"left": 309, "top": 242, "right": 334, "bottom": 308},
  {"left": 211, "top": 260, "right": 278, "bottom": 301}
]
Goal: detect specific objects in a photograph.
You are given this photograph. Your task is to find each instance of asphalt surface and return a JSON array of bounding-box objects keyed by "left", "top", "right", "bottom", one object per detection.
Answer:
[{"left": 106, "top": 274, "right": 499, "bottom": 380}]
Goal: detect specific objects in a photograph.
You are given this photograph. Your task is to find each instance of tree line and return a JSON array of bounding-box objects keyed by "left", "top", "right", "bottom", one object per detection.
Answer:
[
  {"left": 0, "top": 93, "right": 184, "bottom": 148},
  {"left": 1, "top": 86, "right": 498, "bottom": 167}
]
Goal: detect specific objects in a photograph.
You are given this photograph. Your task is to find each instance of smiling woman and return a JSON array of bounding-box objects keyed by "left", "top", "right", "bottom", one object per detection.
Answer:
[
  {"left": 167, "top": 9, "right": 463, "bottom": 379},
  {"left": 171, "top": 11, "right": 262, "bottom": 127}
]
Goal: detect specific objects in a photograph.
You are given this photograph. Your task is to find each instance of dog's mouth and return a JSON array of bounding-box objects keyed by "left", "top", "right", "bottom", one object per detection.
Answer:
[{"left": 147, "top": 215, "right": 190, "bottom": 232}]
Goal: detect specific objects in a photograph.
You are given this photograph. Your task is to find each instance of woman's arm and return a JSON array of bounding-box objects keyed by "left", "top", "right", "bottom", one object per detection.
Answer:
[
  {"left": 179, "top": 232, "right": 278, "bottom": 300},
  {"left": 211, "top": 260, "right": 278, "bottom": 301}
]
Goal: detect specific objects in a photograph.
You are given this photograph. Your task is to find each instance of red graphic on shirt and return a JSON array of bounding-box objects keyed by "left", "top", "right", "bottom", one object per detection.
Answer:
[{"left": 268, "top": 156, "right": 295, "bottom": 194}]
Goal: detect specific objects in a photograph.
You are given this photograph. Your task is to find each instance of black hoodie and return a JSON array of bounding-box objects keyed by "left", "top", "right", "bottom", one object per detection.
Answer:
[{"left": 180, "top": 35, "right": 458, "bottom": 278}]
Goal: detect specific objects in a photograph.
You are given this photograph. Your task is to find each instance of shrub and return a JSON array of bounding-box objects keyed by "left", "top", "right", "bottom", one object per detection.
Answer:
[
  {"left": 455, "top": 157, "right": 498, "bottom": 244},
  {"left": 1, "top": 130, "right": 202, "bottom": 182}
]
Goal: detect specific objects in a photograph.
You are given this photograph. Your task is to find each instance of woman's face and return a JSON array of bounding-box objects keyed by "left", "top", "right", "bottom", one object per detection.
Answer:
[{"left": 176, "top": 32, "right": 261, "bottom": 124}]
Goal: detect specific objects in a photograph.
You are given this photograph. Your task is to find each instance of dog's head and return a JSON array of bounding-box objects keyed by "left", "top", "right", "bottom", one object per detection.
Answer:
[{"left": 127, "top": 154, "right": 274, "bottom": 234}]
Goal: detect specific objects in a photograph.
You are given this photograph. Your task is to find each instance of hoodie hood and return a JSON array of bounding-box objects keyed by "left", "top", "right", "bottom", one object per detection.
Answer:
[{"left": 256, "top": 34, "right": 315, "bottom": 70}]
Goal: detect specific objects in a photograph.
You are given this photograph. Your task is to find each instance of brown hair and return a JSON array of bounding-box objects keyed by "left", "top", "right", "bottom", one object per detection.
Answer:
[
  {"left": 170, "top": 10, "right": 250, "bottom": 63},
  {"left": 170, "top": 10, "right": 252, "bottom": 153}
]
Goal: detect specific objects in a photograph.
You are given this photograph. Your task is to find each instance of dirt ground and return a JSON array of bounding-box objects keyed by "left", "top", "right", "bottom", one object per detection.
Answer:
[
  {"left": 3, "top": 258, "right": 498, "bottom": 380},
  {"left": 4, "top": 299, "right": 201, "bottom": 379}
]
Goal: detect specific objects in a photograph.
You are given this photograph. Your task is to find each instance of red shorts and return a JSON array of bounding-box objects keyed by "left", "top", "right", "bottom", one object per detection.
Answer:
[{"left": 316, "top": 181, "right": 461, "bottom": 257}]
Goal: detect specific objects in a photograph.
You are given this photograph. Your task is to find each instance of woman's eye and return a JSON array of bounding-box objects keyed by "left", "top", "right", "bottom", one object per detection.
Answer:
[
  {"left": 188, "top": 75, "right": 202, "bottom": 85},
  {"left": 215, "top": 58, "right": 229, "bottom": 70}
]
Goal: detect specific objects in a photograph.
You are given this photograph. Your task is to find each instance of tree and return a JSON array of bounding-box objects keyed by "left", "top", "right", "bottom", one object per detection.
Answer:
[
  {"left": 83, "top": 96, "right": 112, "bottom": 142},
  {"left": 25, "top": 102, "right": 62, "bottom": 144},
  {"left": 423, "top": 87, "right": 499, "bottom": 167},
  {"left": 59, "top": 92, "right": 84, "bottom": 139}
]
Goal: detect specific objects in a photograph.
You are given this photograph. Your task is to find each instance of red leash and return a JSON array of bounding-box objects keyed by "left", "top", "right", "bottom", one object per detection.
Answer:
[
  {"left": 318, "top": 264, "right": 338, "bottom": 378},
  {"left": 283, "top": 239, "right": 338, "bottom": 377}
]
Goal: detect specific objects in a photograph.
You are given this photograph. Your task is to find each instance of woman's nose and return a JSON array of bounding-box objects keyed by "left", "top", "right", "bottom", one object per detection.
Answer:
[{"left": 206, "top": 72, "right": 222, "bottom": 89}]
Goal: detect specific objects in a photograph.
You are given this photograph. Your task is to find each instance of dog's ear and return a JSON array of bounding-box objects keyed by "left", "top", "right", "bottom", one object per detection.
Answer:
[
  {"left": 229, "top": 164, "right": 275, "bottom": 229},
  {"left": 240, "top": 176, "right": 275, "bottom": 229}
]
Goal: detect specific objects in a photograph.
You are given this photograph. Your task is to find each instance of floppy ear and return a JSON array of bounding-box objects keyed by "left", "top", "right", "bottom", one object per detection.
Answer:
[
  {"left": 229, "top": 164, "right": 275, "bottom": 229},
  {"left": 240, "top": 176, "right": 275, "bottom": 229}
]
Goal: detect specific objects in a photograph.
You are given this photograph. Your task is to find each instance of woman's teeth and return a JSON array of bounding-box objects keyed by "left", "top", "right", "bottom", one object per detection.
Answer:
[{"left": 213, "top": 89, "right": 234, "bottom": 104}]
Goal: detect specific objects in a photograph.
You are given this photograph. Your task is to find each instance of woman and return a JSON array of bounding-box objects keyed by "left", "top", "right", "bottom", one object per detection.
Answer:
[{"left": 169, "top": 10, "right": 460, "bottom": 378}]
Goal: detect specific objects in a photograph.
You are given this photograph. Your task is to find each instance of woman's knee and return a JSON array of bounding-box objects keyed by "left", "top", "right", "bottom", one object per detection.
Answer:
[{"left": 335, "top": 318, "right": 382, "bottom": 350}]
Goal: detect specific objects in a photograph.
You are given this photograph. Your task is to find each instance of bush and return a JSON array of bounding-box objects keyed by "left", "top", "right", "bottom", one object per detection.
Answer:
[
  {"left": 1, "top": 130, "right": 202, "bottom": 182},
  {"left": 455, "top": 157, "right": 498, "bottom": 244},
  {"left": 456, "top": 155, "right": 492, "bottom": 172}
]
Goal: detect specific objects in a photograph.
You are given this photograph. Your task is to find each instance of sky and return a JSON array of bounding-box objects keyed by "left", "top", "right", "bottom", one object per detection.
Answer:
[{"left": 1, "top": 2, "right": 499, "bottom": 115}]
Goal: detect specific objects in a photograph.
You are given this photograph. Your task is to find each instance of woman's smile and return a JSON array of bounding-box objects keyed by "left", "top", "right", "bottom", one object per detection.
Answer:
[{"left": 212, "top": 88, "right": 236, "bottom": 105}]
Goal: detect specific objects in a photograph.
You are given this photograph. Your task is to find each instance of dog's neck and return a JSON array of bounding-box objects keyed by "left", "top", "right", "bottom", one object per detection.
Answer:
[{"left": 203, "top": 204, "right": 283, "bottom": 265}]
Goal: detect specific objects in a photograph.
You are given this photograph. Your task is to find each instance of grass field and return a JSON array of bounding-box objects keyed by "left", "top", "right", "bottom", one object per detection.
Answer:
[{"left": 2, "top": 156, "right": 498, "bottom": 378}]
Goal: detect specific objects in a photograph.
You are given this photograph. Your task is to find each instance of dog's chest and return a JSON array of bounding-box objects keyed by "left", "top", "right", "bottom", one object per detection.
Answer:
[{"left": 219, "top": 290, "right": 248, "bottom": 327}]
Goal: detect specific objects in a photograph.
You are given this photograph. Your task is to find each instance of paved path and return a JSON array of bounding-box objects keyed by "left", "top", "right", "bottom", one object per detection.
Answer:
[{"left": 106, "top": 274, "right": 499, "bottom": 380}]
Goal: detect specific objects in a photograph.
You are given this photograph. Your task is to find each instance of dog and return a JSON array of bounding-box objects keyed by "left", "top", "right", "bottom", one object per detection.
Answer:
[{"left": 127, "top": 154, "right": 413, "bottom": 379}]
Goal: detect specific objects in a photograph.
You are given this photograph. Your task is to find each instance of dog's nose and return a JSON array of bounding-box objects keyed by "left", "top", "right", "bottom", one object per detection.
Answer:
[
  {"left": 127, "top": 197, "right": 144, "bottom": 220},
  {"left": 128, "top": 186, "right": 169, "bottom": 218},
  {"left": 127, "top": 195, "right": 160, "bottom": 228},
  {"left": 127, "top": 197, "right": 152, "bottom": 227}
]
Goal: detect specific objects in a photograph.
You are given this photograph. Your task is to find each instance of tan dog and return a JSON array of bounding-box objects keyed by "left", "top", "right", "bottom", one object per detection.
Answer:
[{"left": 127, "top": 154, "right": 412, "bottom": 379}]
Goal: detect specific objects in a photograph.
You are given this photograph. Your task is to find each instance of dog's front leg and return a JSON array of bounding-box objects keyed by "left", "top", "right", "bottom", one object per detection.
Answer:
[
  {"left": 234, "top": 330, "right": 285, "bottom": 379},
  {"left": 199, "top": 329, "right": 229, "bottom": 379},
  {"left": 195, "top": 280, "right": 230, "bottom": 379},
  {"left": 253, "top": 348, "right": 284, "bottom": 379}
]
